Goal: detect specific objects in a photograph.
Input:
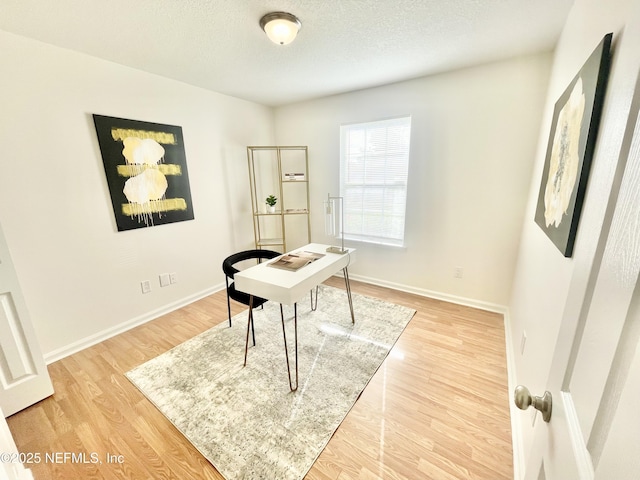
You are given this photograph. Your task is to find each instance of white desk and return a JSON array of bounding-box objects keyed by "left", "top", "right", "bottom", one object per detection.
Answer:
[
  {"left": 234, "top": 243, "right": 356, "bottom": 390},
  {"left": 235, "top": 243, "right": 355, "bottom": 305}
]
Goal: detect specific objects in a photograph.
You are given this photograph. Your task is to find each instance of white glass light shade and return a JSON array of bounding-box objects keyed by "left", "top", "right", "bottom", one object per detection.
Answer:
[
  {"left": 325, "top": 194, "right": 346, "bottom": 254},
  {"left": 324, "top": 198, "right": 336, "bottom": 236},
  {"left": 260, "top": 12, "right": 301, "bottom": 45}
]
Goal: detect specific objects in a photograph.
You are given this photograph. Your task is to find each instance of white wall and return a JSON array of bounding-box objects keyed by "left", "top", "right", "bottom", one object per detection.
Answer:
[
  {"left": 274, "top": 54, "right": 552, "bottom": 308},
  {"left": 0, "top": 30, "right": 554, "bottom": 364},
  {"left": 0, "top": 31, "right": 273, "bottom": 361},
  {"left": 508, "top": 0, "right": 640, "bottom": 472}
]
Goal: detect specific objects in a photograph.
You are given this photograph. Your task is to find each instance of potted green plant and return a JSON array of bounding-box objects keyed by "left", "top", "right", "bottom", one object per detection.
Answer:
[{"left": 265, "top": 194, "right": 278, "bottom": 213}]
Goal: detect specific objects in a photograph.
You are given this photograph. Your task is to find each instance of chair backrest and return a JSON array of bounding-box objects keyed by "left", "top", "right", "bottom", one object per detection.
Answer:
[{"left": 222, "top": 249, "right": 280, "bottom": 279}]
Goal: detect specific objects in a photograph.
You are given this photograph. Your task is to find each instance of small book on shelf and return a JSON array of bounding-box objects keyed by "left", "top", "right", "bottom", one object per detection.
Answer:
[
  {"left": 284, "top": 172, "right": 305, "bottom": 181},
  {"left": 268, "top": 251, "right": 325, "bottom": 271}
]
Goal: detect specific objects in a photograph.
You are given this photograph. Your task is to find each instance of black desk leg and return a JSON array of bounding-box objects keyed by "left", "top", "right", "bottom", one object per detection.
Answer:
[
  {"left": 280, "top": 303, "right": 299, "bottom": 391},
  {"left": 243, "top": 295, "right": 255, "bottom": 367},
  {"left": 343, "top": 267, "right": 355, "bottom": 324}
]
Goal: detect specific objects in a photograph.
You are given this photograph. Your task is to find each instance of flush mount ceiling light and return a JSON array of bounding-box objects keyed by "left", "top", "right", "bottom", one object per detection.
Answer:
[{"left": 260, "top": 12, "right": 301, "bottom": 45}]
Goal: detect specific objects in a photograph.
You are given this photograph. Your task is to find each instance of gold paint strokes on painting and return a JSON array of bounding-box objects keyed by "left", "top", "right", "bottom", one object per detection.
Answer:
[
  {"left": 117, "top": 164, "right": 183, "bottom": 177},
  {"left": 122, "top": 198, "right": 187, "bottom": 215},
  {"left": 111, "top": 128, "right": 177, "bottom": 145}
]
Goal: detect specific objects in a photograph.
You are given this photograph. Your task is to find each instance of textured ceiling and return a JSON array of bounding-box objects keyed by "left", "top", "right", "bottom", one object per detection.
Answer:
[{"left": 0, "top": 0, "right": 574, "bottom": 106}]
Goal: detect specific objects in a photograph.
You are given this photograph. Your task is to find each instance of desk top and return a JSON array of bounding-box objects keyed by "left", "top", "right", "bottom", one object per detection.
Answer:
[{"left": 234, "top": 243, "right": 356, "bottom": 305}]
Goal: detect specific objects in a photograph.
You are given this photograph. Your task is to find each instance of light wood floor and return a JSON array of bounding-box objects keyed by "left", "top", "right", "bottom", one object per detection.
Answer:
[{"left": 8, "top": 277, "right": 513, "bottom": 479}]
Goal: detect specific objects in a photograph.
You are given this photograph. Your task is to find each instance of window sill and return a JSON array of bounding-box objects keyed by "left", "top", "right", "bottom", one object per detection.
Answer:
[{"left": 343, "top": 237, "right": 407, "bottom": 251}]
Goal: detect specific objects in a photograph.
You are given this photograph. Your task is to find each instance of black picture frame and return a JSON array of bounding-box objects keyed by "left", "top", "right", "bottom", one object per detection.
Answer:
[
  {"left": 93, "top": 115, "right": 195, "bottom": 231},
  {"left": 534, "top": 33, "right": 612, "bottom": 257}
]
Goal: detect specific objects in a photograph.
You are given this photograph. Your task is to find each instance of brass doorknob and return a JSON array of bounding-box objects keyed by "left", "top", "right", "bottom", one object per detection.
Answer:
[{"left": 514, "top": 385, "right": 552, "bottom": 423}]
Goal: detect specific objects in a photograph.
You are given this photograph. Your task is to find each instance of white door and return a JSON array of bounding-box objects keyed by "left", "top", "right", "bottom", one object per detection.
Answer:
[
  {"left": 0, "top": 222, "right": 53, "bottom": 417},
  {"left": 521, "top": 90, "right": 640, "bottom": 478}
]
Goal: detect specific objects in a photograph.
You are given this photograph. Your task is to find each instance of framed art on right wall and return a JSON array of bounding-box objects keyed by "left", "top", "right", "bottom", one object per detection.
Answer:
[{"left": 534, "top": 33, "right": 612, "bottom": 257}]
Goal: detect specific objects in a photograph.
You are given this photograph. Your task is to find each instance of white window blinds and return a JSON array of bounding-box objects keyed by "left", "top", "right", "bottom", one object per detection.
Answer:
[{"left": 340, "top": 116, "right": 412, "bottom": 247}]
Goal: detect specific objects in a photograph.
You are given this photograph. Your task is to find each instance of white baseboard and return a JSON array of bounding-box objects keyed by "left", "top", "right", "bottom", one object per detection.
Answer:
[
  {"left": 45, "top": 274, "right": 507, "bottom": 365},
  {"left": 343, "top": 272, "right": 509, "bottom": 314},
  {"left": 44, "top": 283, "right": 225, "bottom": 364}
]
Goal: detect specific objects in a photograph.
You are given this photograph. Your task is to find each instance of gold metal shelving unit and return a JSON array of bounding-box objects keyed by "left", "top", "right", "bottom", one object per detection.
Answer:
[{"left": 247, "top": 146, "right": 310, "bottom": 252}]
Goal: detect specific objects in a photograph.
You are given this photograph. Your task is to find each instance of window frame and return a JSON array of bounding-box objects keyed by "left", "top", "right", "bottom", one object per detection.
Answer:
[{"left": 339, "top": 115, "right": 412, "bottom": 248}]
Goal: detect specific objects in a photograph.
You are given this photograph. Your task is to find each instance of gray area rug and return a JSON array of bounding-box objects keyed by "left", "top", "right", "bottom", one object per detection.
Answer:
[{"left": 126, "top": 285, "right": 416, "bottom": 480}]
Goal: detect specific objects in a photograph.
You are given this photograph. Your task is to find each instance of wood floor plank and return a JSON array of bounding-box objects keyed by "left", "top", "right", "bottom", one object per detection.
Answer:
[{"left": 7, "top": 277, "right": 512, "bottom": 479}]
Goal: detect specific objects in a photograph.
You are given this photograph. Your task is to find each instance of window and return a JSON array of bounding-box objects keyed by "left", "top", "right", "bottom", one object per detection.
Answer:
[{"left": 340, "top": 116, "right": 412, "bottom": 247}]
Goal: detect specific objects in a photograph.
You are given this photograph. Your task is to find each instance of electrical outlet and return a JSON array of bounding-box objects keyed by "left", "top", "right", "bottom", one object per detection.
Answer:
[
  {"left": 521, "top": 331, "right": 527, "bottom": 355},
  {"left": 159, "top": 273, "right": 171, "bottom": 287},
  {"left": 454, "top": 266, "right": 463, "bottom": 279},
  {"left": 170, "top": 272, "right": 177, "bottom": 284},
  {"left": 141, "top": 280, "right": 151, "bottom": 294}
]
